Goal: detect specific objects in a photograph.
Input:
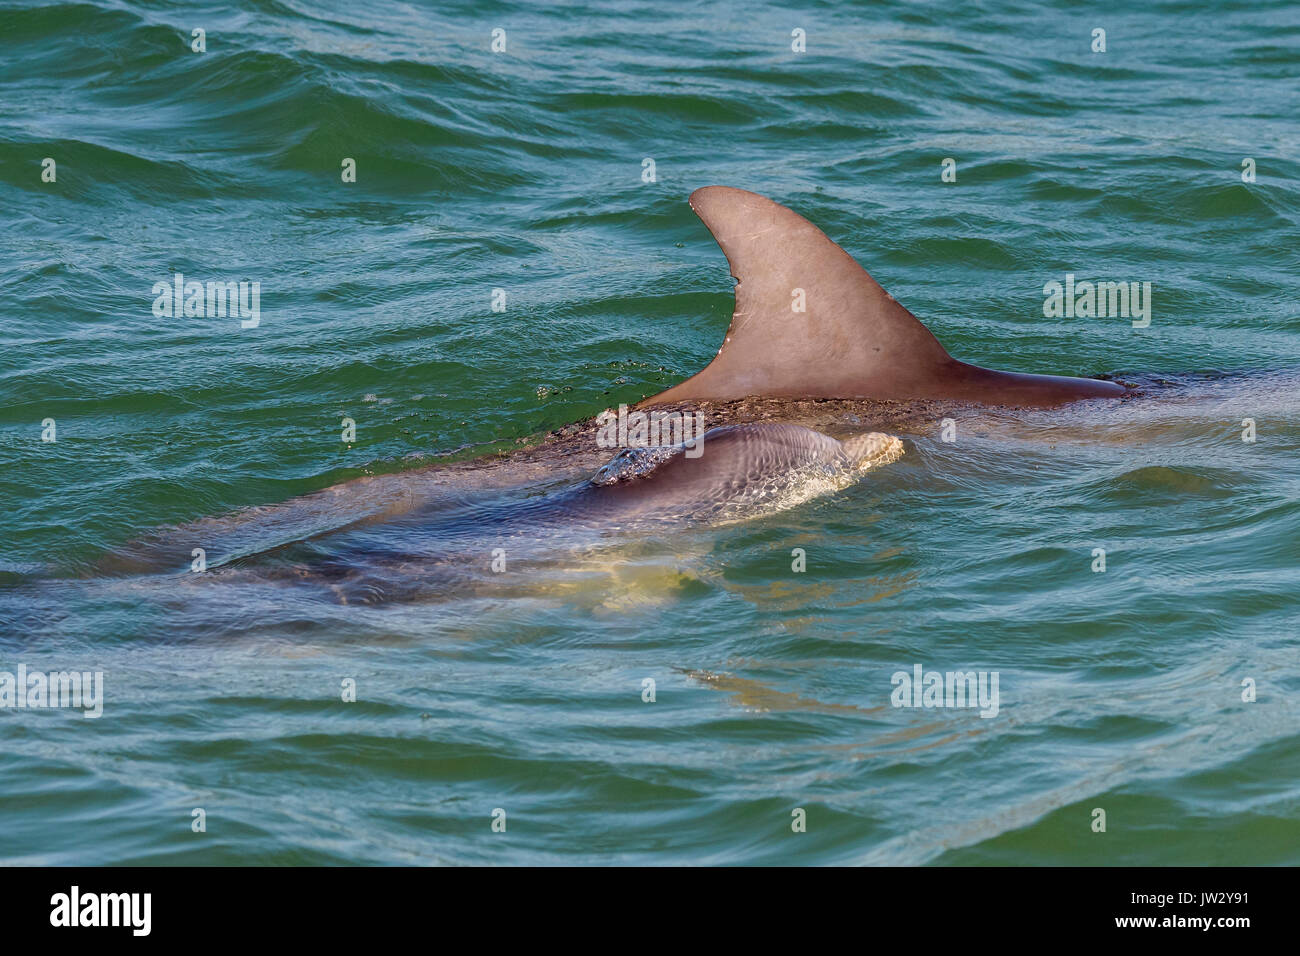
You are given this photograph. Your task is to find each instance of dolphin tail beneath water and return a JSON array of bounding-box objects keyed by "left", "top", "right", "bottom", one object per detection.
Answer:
[{"left": 642, "top": 186, "right": 1124, "bottom": 408}]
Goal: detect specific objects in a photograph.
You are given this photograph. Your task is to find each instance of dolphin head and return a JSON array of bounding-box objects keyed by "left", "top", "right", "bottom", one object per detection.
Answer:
[{"left": 841, "top": 432, "right": 905, "bottom": 472}]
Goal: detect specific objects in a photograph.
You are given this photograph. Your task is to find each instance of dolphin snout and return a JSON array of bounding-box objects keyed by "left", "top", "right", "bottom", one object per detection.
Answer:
[{"left": 842, "top": 432, "right": 905, "bottom": 470}]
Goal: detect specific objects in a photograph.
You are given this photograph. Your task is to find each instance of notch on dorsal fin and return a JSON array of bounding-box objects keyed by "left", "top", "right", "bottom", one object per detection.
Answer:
[{"left": 641, "top": 186, "right": 1124, "bottom": 407}]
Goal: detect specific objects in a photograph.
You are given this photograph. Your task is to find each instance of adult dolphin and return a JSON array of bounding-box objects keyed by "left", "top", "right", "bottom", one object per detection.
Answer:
[
  {"left": 642, "top": 186, "right": 1125, "bottom": 407},
  {"left": 77, "top": 185, "right": 1130, "bottom": 585}
]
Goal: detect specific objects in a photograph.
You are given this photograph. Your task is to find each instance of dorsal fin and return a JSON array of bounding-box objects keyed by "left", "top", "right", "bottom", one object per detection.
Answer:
[
  {"left": 645, "top": 186, "right": 956, "bottom": 403},
  {"left": 642, "top": 186, "right": 1126, "bottom": 407}
]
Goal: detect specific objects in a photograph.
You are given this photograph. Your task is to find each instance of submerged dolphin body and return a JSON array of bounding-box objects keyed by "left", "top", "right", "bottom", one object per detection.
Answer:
[
  {"left": 306, "top": 423, "right": 902, "bottom": 548},
  {"left": 30, "top": 423, "right": 903, "bottom": 617},
  {"left": 642, "top": 186, "right": 1125, "bottom": 407},
  {"left": 263, "top": 424, "right": 902, "bottom": 556}
]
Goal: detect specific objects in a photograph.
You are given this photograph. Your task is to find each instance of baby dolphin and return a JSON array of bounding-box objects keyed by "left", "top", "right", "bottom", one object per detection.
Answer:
[{"left": 559, "top": 423, "right": 904, "bottom": 526}]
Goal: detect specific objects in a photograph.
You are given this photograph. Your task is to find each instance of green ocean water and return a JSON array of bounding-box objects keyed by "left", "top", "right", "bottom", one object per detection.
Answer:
[{"left": 1, "top": 0, "right": 1298, "bottom": 865}]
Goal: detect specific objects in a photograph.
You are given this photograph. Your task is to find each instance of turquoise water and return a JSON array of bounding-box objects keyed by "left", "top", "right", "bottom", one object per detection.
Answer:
[{"left": 2, "top": 0, "right": 1298, "bottom": 865}]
